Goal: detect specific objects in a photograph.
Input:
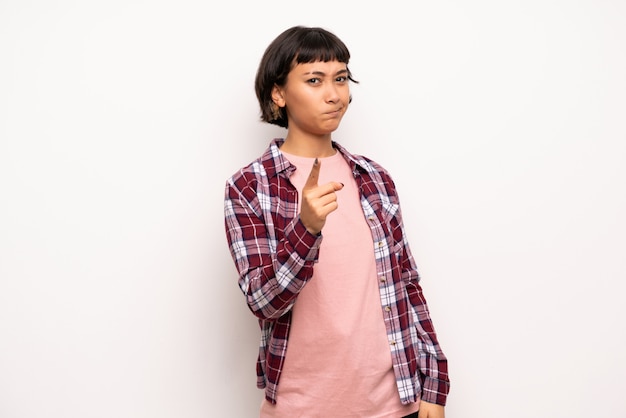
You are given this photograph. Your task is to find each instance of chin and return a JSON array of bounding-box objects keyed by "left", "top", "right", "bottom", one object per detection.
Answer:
[{"left": 324, "top": 119, "right": 342, "bottom": 131}]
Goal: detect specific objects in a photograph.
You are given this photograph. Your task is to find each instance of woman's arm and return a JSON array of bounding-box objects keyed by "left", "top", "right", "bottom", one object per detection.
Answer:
[{"left": 224, "top": 178, "right": 321, "bottom": 320}]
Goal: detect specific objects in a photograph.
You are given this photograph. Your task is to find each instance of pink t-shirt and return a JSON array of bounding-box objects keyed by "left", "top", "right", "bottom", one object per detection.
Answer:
[{"left": 260, "top": 150, "right": 419, "bottom": 417}]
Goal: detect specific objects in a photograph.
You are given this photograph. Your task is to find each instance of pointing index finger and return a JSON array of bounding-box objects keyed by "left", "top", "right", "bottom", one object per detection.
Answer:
[{"left": 304, "top": 157, "right": 320, "bottom": 189}]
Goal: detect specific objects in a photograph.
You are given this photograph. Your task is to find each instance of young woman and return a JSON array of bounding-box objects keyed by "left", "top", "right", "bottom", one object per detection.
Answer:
[{"left": 224, "top": 25, "right": 450, "bottom": 418}]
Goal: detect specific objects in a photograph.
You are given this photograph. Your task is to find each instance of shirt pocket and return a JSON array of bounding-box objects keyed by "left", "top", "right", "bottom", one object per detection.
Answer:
[
  {"left": 367, "top": 195, "right": 399, "bottom": 225},
  {"left": 380, "top": 200, "right": 399, "bottom": 222}
]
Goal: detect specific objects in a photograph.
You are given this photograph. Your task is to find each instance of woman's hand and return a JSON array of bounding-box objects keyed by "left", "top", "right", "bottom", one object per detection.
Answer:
[
  {"left": 299, "top": 158, "right": 344, "bottom": 234},
  {"left": 418, "top": 401, "right": 445, "bottom": 418}
]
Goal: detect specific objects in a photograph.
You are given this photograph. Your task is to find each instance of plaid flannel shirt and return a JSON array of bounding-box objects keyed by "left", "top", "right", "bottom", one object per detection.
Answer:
[{"left": 224, "top": 139, "right": 450, "bottom": 406}]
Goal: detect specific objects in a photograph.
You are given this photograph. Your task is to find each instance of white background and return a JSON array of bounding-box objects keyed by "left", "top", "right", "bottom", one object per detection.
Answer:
[{"left": 1, "top": 1, "right": 625, "bottom": 417}]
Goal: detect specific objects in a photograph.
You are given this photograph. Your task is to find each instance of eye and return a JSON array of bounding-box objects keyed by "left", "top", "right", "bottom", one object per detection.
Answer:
[
  {"left": 336, "top": 76, "right": 347, "bottom": 83},
  {"left": 307, "top": 78, "right": 321, "bottom": 85}
]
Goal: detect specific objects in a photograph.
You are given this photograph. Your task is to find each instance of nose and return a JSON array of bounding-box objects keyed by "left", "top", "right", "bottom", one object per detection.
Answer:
[{"left": 325, "top": 83, "right": 340, "bottom": 104}]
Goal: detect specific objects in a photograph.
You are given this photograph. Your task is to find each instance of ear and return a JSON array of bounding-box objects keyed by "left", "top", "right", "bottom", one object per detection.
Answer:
[{"left": 271, "top": 85, "right": 286, "bottom": 108}]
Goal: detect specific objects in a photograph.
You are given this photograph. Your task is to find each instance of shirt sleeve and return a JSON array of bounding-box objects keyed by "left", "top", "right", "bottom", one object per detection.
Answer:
[
  {"left": 400, "top": 221, "right": 451, "bottom": 405},
  {"left": 224, "top": 175, "right": 322, "bottom": 320},
  {"left": 406, "top": 279, "right": 451, "bottom": 405},
  {"left": 383, "top": 168, "right": 450, "bottom": 405}
]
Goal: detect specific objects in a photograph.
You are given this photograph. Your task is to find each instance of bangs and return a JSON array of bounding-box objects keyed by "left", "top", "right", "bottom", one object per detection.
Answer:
[{"left": 293, "top": 30, "right": 351, "bottom": 64}]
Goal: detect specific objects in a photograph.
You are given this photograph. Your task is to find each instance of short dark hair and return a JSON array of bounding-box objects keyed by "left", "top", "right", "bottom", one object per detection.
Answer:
[{"left": 254, "top": 26, "right": 358, "bottom": 128}]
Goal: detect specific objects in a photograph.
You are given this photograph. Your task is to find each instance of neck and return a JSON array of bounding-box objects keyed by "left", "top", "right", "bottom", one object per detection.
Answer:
[{"left": 280, "top": 133, "right": 335, "bottom": 158}]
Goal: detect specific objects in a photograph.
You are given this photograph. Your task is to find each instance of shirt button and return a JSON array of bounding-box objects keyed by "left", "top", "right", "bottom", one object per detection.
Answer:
[
  {"left": 378, "top": 241, "right": 384, "bottom": 247},
  {"left": 390, "top": 340, "right": 396, "bottom": 346},
  {"left": 368, "top": 216, "right": 375, "bottom": 222},
  {"left": 379, "top": 277, "right": 386, "bottom": 283},
  {"left": 384, "top": 306, "right": 391, "bottom": 312}
]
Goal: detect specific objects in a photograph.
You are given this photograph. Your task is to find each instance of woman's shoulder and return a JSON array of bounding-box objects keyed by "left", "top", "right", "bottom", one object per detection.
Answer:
[
  {"left": 226, "top": 139, "right": 284, "bottom": 182},
  {"left": 339, "top": 147, "right": 393, "bottom": 181}
]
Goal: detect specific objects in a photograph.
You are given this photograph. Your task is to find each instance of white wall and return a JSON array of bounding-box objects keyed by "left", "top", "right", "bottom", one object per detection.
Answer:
[{"left": 1, "top": 1, "right": 625, "bottom": 417}]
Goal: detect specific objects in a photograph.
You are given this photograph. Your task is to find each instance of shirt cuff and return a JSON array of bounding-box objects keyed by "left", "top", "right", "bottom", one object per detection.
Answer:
[
  {"left": 421, "top": 376, "right": 450, "bottom": 406},
  {"left": 286, "top": 217, "right": 322, "bottom": 261}
]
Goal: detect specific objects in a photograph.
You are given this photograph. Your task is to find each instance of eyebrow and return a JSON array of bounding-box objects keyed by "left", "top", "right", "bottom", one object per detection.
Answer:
[{"left": 301, "top": 68, "right": 348, "bottom": 77}]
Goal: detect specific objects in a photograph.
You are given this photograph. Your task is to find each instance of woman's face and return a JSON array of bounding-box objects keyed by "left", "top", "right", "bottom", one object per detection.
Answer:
[{"left": 272, "top": 60, "right": 351, "bottom": 138}]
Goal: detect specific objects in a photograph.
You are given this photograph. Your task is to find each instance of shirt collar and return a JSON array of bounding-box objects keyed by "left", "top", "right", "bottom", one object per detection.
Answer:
[{"left": 260, "top": 138, "right": 369, "bottom": 178}]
